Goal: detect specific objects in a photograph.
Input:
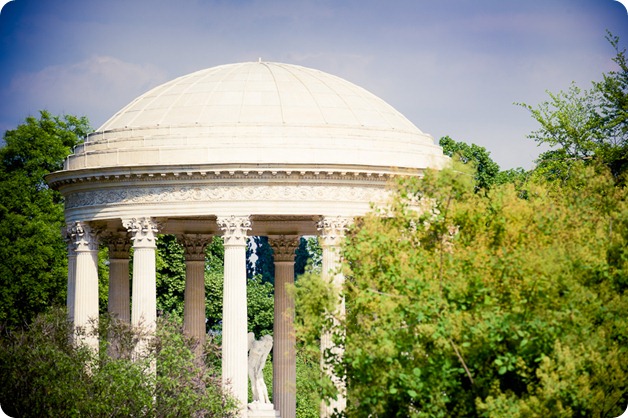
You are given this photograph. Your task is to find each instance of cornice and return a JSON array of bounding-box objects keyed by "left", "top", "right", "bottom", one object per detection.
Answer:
[{"left": 46, "top": 163, "right": 422, "bottom": 190}]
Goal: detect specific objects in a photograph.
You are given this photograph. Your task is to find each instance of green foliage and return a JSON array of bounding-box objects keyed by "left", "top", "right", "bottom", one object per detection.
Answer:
[
  {"left": 438, "top": 136, "right": 527, "bottom": 192},
  {"left": 297, "top": 163, "right": 628, "bottom": 417},
  {"left": 293, "top": 272, "right": 337, "bottom": 359},
  {"left": 439, "top": 136, "right": 502, "bottom": 191},
  {"left": 0, "top": 309, "right": 236, "bottom": 417},
  {"left": 519, "top": 33, "right": 628, "bottom": 182},
  {"left": 295, "top": 237, "right": 323, "bottom": 277},
  {"left": 0, "top": 111, "right": 90, "bottom": 328},
  {"left": 247, "top": 276, "right": 275, "bottom": 337},
  {"left": 98, "top": 247, "right": 110, "bottom": 314},
  {"left": 592, "top": 31, "right": 628, "bottom": 179},
  {"left": 206, "top": 272, "right": 274, "bottom": 337},
  {"left": 202, "top": 237, "right": 275, "bottom": 336},
  {"left": 152, "top": 236, "right": 275, "bottom": 337},
  {"left": 155, "top": 235, "right": 187, "bottom": 319},
  {"left": 205, "top": 237, "right": 226, "bottom": 333},
  {"left": 292, "top": 271, "right": 341, "bottom": 411},
  {"left": 296, "top": 349, "right": 323, "bottom": 418},
  {"left": 518, "top": 83, "right": 601, "bottom": 181}
]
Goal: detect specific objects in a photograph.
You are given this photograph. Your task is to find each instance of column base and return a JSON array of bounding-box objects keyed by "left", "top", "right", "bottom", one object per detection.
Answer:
[{"left": 248, "top": 402, "right": 281, "bottom": 418}]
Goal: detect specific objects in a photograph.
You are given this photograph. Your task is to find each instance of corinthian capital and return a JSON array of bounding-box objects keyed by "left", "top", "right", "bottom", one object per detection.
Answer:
[
  {"left": 178, "top": 234, "right": 212, "bottom": 261},
  {"left": 101, "top": 232, "right": 131, "bottom": 259},
  {"left": 122, "top": 217, "right": 160, "bottom": 248},
  {"left": 67, "top": 221, "right": 100, "bottom": 252},
  {"left": 268, "top": 235, "right": 300, "bottom": 262},
  {"left": 217, "top": 215, "right": 251, "bottom": 246},
  {"left": 317, "top": 216, "right": 353, "bottom": 247}
]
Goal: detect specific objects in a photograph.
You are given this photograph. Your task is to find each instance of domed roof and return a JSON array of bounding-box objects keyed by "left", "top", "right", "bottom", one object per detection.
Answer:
[{"left": 64, "top": 61, "right": 448, "bottom": 171}]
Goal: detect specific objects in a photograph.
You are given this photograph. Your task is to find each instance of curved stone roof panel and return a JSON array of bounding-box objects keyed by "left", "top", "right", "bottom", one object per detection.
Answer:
[{"left": 64, "top": 61, "right": 448, "bottom": 171}]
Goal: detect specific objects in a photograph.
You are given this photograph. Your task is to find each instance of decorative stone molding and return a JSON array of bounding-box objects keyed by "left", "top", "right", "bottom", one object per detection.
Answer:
[
  {"left": 122, "top": 217, "right": 160, "bottom": 248},
  {"left": 47, "top": 166, "right": 399, "bottom": 189},
  {"left": 317, "top": 216, "right": 353, "bottom": 247},
  {"left": 217, "top": 216, "right": 251, "bottom": 246},
  {"left": 101, "top": 232, "right": 131, "bottom": 259},
  {"left": 67, "top": 221, "right": 100, "bottom": 252},
  {"left": 268, "top": 235, "right": 300, "bottom": 262},
  {"left": 64, "top": 184, "right": 390, "bottom": 210},
  {"left": 179, "top": 234, "right": 212, "bottom": 261}
]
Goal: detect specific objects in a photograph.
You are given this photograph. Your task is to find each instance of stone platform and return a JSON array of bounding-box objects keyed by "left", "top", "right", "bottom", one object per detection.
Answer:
[{"left": 247, "top": 402, "right": 280, "bottom": 418}]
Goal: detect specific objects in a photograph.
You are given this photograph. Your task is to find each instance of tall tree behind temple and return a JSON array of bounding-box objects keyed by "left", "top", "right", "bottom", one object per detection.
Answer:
[
  {"left": 246, "top": 236, "right": 275, "bottom": 285},
  {"left": 518, "top": 32, "right": 628, "bottom": 182},
  {"left": 439, "top": 136, "right": 526, "bottom": 191},
  {"left": 295, "top": 237, "right": 322, "bottom": 277},
  {"left": 0, "top": 111, "right": 90, "bottom": 329}
]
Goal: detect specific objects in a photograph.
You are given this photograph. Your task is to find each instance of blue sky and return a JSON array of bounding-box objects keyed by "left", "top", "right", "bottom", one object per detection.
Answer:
[{"left": 1, "top": 0, "right": 627, "bottom": 169}]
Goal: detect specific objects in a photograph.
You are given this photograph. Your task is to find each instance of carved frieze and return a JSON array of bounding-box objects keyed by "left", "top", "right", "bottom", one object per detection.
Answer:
[{"left": 64, "top": 184, "right": 389, "bottom": 209}]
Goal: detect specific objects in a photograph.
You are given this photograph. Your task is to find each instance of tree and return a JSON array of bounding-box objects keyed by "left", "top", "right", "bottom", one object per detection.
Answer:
[
  {"left": 593, "top": 31, "right": 628, "bottom": 178},
  {"left": 155, "top": 235, "right": 187, "bottom": 319},
  {"left": 247, "top": 236, "right": 275, "bottom": 285},
  {"left": 0, "top": 111, "right": 90, "bottom": 328},
  {"left": 296, "top": 163, "right": 628, "bottom": 417},
  {"left": 439, "top": 136, "right": 526, "bottom": 191},
  {"left": 294, "top": 237, "right": 323, "bottom": 277},
  {"left": 518, "top": 83, "right": 600, "bottom": 181},
  {"left": 294, "top": 237, "right": 310, "bottom": 277},
  {"left": 519, "top": 32, "right": 628, "bottom": 182},
  {"left": 439, "top": 136, "right": 501, "bottom": 191},
  {"left": 152, "top": 236, "right": 275, "bottom": 337},
  {"left": 202, "top": 237, "right": 274, "bottom": 337}
]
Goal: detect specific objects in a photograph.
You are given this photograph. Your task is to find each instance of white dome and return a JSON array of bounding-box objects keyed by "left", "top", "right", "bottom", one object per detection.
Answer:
[{"left": 64, "top": 61, "right": 447, "bottom": 171}]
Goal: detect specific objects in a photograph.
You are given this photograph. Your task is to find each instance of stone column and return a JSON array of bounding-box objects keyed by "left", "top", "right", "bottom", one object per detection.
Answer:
[
  {"left": 68, "top": 221, "right": 100, "bottom": 352},
  {"left": 269, "top": 235, "right": 300, "bottom": 418},
  {"left": 318, "top": 216, "right": 352, "bottom": 417},
  {"left": 106, "top": 234, "right": 131, "bottom": 323},
  {"left": 180, "top": 234, "right": 211, "bottom": 354},
  {"left": 217, "top": 215, "right": 251, "bottom": 412},
  {"left": 64, "top": 225, "right": 77, "bottom": 324},
  {"left": 123, "top": 217, "right": 159, "bottom": 358}
]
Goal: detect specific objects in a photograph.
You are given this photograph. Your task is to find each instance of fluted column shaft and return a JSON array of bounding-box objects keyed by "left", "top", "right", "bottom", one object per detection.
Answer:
[
  {"left": 65, "top": 226, "right": 77, "bottom": 323},
  {"left": 107, "top": 236, "right": 131, "bottom": 323},
  {"left": 109, "top": 259, "right": 130, "bottom": 322},
  {"left": 181, "top": 235, "right": 211, "bottom": 353},
  {"left": 68, "top": 221, "right": 100, "bottom": 352},
  {"left": 269, "top": 235, "right": 299, "bottom": 418},
  {"left": 123, "top": 217, "right": 159, "bottom": 358},
  {"left": 318, "top": 217, "right": 352, "bottom": 418},
  {"left": 218, "top": 215, "right": 251, "bottom": 413}
]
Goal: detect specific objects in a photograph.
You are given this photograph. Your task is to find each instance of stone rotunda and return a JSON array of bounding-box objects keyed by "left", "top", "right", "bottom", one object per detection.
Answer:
[{"left": 46, "top": 61, "right": 449, "bottom": 417}]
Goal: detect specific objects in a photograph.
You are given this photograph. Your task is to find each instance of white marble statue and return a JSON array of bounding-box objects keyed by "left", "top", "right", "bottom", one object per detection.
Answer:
[{"left": 248, "top": 332, "right": 273, "bottom": 404}]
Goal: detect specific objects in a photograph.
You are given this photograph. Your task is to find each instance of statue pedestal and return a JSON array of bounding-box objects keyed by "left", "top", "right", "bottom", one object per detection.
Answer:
[{"left": 247, "top": 402, "right": 280, "bottom": 418}]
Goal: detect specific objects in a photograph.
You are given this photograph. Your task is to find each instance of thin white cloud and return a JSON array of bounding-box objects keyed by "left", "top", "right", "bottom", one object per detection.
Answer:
[{"left": 7, "top": 56, "right": 167, "bottom": 128}]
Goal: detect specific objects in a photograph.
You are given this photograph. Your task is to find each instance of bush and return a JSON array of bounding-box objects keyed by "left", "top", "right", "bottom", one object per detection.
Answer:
[{"left": 0, "top": 309, "right": 237, "bottom": 417}]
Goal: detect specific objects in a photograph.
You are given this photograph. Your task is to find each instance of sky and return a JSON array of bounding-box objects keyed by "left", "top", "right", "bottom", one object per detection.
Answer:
[{"left": 0, "top": 0, "right": 627, "bottom": 170}]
